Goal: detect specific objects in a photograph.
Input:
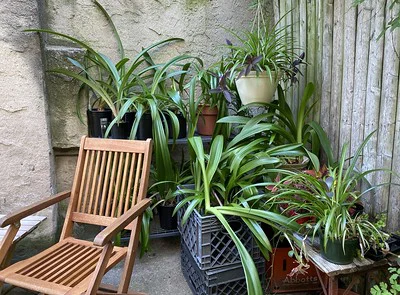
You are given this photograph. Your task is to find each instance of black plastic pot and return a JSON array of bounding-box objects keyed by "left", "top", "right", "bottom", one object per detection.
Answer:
[
  {"left": 123, "top": 111, "right": 136, "bottom": 138},
  {"left": 320, "top": 236, "right": 358, "bottom": 264},
  {"left": 111, "top": 122, "right": 129, "bottom": 139},
  {"left": 137, "top": 113, "right": 153, "bottom": 140},
  {"left": 167, "top": 113, "right": 187, "bottom": 139},
  {"left": 158, "top": 205, "right": 177, "bottom": 230},
  {"left": 87, "top": 109, "right": 112, "bottom": 138},
  {"left": 366, "top": 233, "right": 400, "bottom": 261}
]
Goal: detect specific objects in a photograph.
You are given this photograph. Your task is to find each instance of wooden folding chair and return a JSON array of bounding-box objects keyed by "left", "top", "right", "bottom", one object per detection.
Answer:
[{"left": 0, "top": 136, "right": 152, "bottom": 295}]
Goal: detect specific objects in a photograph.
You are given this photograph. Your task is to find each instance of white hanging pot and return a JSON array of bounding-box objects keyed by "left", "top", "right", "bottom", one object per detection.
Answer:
[{"left": 235, "top": 71, "right": 280, "bottom": 105}]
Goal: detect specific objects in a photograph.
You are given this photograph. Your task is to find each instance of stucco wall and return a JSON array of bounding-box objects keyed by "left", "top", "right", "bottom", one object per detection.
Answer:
[
  {"left": 1, "top": 0, "right": 273, "bottom": 238},
  {"left": 44, "top": 0, "right": 272, "bottom": 209},
  {"left": 0, "top": 0, "right": 56, "bottom": 239},
  {"left": 44, "top": 0, "right": 267, "bottom": 148}
]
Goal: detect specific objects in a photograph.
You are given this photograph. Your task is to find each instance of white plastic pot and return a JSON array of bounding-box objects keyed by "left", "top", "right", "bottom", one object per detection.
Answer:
[{"left": 235, "top": 71, "right": 280, "bottom": 105}]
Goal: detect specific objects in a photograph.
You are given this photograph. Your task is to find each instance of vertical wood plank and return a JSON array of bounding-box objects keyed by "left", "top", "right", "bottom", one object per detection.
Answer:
[
  {"left": 314, "top": 0, "right": 323, "bottom": 123},
  {"left": 117, "top": 153, "right": 131, "bottom": 217},
  {"left": 375, "top": 3, "right": 400, "bottom": 216},
  {"left": 338, "top": 0, "right": 357, "bottom": 159},
  {"left": 351, "top": 0, "right": 374, "bottom": 212},
  {"left": 320, "top": 0, "right": 334, "bottom": 155},
  {"left": 351, "top": 1, "right": 373, "bottom": 156},
  {"left": 329, "top": 0, "right": 345, "bottom": 158},
  {"left": 94, "top": 151, "right": 107, "bottom": 215},
  {"left": 273, "top": 0, "right": 280, "bottom": 26},
  {"left": 298, "top": 0, "right": 307, "bottom": 115},
  {"left": 105, "top": 152, "right": 119, "bottom": 217},
  {"left": 88, "top": 151, "right": 101, "bottom": 215},
  {"left": 100, "top": 151, "right": 112, "bottom": 216},
  {"left": 82, "top": 150, "right": 95, "bottom": 213},
  {"left": 291, "top": 0, "right": 300, "bottom": 112},
  {"left": 362, "top": 0, "right": 386, "bottom": 215},
  {"left": 125, "top": 153, "right": 137, "bottom": 213},
  {"left": 111, "top": 152, "right": 125, "bottom": 218},
  {"left": 388, "top": 63, "right": 400, "bottom": 230},
  {"left": 306, "top": 0, "right": 316, "bottom": 93}
]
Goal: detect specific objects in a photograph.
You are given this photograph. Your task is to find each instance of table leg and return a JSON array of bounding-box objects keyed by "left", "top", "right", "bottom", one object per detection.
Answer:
[
  {"left": 315, "top": 268, "right": 329, "bottom": 295},
  {"left": 328, "top": 276, "right": 339, "bottom": 295}
]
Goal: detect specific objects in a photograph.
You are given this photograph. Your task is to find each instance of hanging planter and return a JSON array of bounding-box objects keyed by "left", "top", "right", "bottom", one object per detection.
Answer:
[{"left": 236, "top": 71, "right": 280, "bottom": 105}]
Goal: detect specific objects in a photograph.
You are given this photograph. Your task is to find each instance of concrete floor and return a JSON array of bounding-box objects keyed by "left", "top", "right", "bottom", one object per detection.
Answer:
[{"left": 5, "top": 235, "right": 317, "bottom": 295}]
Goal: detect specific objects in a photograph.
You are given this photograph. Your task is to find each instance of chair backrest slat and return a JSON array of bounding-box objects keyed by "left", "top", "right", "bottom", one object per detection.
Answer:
[{"left": 60, "top": 137, "right": 152, "bottom": 238}]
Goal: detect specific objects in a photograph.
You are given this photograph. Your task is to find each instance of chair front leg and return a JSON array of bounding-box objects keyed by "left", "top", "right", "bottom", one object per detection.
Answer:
[
  {"left": 0, "top": 223, "right": 20, "bottom": 269},
  {"left": 0, "top": 223, "right": 20, "bottom": 295},
  {"left": 85, "top": 242, "right": 114, "bottom": 295}
]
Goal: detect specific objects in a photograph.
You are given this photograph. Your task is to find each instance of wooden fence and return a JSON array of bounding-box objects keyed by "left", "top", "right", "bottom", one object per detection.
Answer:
[{"left": 273, "top": 0, "right": 400, "bottom": 231}]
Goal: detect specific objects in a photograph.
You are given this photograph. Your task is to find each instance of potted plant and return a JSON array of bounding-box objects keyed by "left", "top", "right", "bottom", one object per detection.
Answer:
[
  {"left": 26, "top": 1, "right": 185, "bottom": 139},
  {"left": 186, "top": 60, "right": 233, "bottom": 138},
  {"left": 219, "top": 82, "right": 322, "bottom": 171},
  {"left": 267, "top": 131, "right": 392, "bottom": 265},
  {"left": 225, "top": 0, "right": 302, "bottom": 105},
  {"left": 176, "top": 117, "right": 309, "bottom": 294}
]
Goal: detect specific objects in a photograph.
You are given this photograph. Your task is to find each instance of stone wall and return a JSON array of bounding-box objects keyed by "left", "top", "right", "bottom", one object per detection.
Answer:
[
  {"left": 0, "top": 0, "right": 273, "bottom": 238},
  {"left": 0, "top": 0, "right": 56, "bottom": 240}
]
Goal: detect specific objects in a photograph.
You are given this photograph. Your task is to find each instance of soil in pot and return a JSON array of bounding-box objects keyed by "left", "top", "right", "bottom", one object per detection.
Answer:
[
  {"left": 158, "top": 205, "right": 177, "bottom": 230},
  {"left": 235, "top": 71, "right": 280, "bottom": 105},
  {"left": 87, "top": 109, "right": 112, "bottom": 138},
  {"left": 196, "top": 105, "right": 218, "bottom": 136},
  {"left": 320, "top": 236, "right": 358, "bottom": 265}
]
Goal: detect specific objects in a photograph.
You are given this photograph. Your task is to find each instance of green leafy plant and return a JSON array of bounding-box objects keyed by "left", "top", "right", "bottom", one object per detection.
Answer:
[
  {"left": 176, "top": 119, "right": 307, "bottom": 294},
  {"left": 219, "top": 82, "right": 322, "bottom": 170},
  {"left": 225, "top": 1, "right": 298, "bottom": 81},
  {"left": 266, "top": 131, "right": 393, "bottom": 256},
  {"left": 185, "top": 60, "right": 232, "bottom": 139},
  {"left": 371, "top": 267, "right": 400, "bottom": 295}
]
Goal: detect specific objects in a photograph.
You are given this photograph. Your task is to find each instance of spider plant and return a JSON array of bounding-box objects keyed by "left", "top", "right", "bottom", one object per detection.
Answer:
[
  {"left": 219, "top": 82, "right": 323, "bottom": 170},
  {"left": 176, "top": 124, "right": 305, "bottom": 294},
  {"left": 225, "top": 2, "right": 297, "bottom": 81},
  {"left": 186, "top": 60, "right": 233, "bottom": 139},
  {"left": 265, "top": 131, "right": 394, "bottom": 257}
]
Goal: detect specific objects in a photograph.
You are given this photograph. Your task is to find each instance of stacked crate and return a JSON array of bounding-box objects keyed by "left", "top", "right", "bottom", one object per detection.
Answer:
[{"left": 178, "top": 206, "right": 265, "bottom": 295}]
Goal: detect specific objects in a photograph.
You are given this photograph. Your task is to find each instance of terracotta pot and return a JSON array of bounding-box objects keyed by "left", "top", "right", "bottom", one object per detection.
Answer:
[
  {"left": 196, "top": 105, "right": 218, "bottom": 136},
  {"left": 235, "top": 71, "right": 280, "bottom": 105}
]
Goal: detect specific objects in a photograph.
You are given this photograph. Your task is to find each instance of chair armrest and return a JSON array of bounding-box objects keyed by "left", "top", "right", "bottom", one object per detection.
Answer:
[
  {"left": 93, "top": 198, "right": 151, "bottom": 247},
  {"left": 0, "top": 191, "right": 71, "bottom": 227}
]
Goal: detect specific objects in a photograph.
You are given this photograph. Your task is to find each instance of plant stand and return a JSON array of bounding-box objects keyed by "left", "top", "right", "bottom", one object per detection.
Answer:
[{"left": 302, "top": 237, "right": 390, "bottom": 295}]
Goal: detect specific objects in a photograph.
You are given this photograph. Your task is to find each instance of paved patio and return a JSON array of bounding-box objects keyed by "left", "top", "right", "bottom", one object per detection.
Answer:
[{"left": 6, "top": 234, "right": 316, "bottom": 295}]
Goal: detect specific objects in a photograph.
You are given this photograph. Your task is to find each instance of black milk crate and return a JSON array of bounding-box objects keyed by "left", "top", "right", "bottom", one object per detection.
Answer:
[
  {"left": 181, "top": 242, "right": 265, "bottom": 295},
  {"left": 177, "top": 199, "right": 260, "bottom": 270}
]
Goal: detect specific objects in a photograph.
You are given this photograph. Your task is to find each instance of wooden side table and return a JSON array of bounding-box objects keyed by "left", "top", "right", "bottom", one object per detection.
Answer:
[
  {"left": 0, "top": 215, "right": 46, "bottom": 269},
  {"left": 303, "top": 241, "right": 388, "bottom": 295}
]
